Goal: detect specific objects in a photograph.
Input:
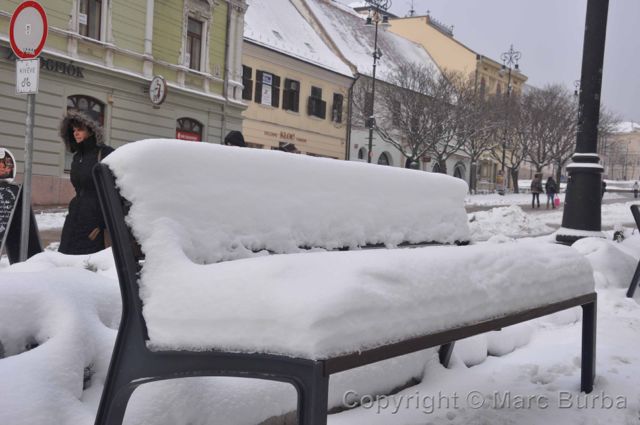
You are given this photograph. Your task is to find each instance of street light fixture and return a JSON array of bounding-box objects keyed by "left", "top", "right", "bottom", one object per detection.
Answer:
[
  {"left": 498, "top": 44, "right": 521, "bottom": 194},
  {"left": 364, "top": 0, "right": 392, "bottom": 163}
]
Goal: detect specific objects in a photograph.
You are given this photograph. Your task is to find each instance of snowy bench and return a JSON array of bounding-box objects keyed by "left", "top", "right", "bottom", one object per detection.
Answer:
[{"left": 93, "top": 140, "right": 597, "bottom": 425}]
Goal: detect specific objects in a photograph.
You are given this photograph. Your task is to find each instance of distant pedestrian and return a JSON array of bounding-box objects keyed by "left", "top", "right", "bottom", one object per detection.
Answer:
[
  {"left": 634, "top": 181, "right": 639, "bottom": 199},
  {"left": 223, "top": 130, "right": 247, "bottom": 147},
  {"left": 58, "top": 111, "right": 114, "bottom": 255},
  {"left": 601, "top": 180, "right": 607, "bottom": 200},
  {"left": 545, "top": 176, "right": 558, "bottom": 209},
  {"left": 530, "top": 173, "right": 543, "bottom": 208}
]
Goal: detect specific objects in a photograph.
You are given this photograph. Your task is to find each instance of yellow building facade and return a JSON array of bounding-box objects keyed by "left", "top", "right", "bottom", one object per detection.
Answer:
[
  {"left": 241, "top": 0, "right": 353, "bottom": 158},
  {"left": 388, "top": 14, "right": 528, "bottom": 192}
]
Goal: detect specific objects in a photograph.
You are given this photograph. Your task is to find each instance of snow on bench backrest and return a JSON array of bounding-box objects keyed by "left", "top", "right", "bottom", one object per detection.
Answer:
[{"left": 103, "top": 139, "right": 470, "bottom": 264}]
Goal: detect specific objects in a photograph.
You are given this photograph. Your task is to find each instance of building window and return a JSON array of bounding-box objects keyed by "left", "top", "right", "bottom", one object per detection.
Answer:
[
  {"left": 308, "top": 86, "right": 326, "bottom": 119},
  {"left": 377, "top": 152, "right": 392, "bottom": 166},
  {"left": 255, "top": 71, "right": 280, "bottom": 107},
  {"left": 283, "top": 79, "right": 300, "bottom": 112},
  {"left": 454, "top": 163, "right": 465, "bottom": 179},
  {"left": 357, "top": 147, "right": 367, "bottom": 160},
  {"left": 186, "top": 18, "right": 203, "bottom": 71},
  {"left": 78, "top": 0, "right": 102, "bottom": 40},
  {"left": 176, "top": 118, "right": 203, "bottom": 142},
  {"left": 66, "top": 95, "right": 105, "bottom": 170},
  {"left": 242, "top": 66, "right": 253, "bottom": 101},
  {"left": 332, "top": 93, "right": 344, "bottom": 123},
  {"left": 479, "top": 77, "right": 486, "bottom": 98}
]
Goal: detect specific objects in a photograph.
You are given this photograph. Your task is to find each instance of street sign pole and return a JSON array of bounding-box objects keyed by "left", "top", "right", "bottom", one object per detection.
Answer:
[
  {"left": 10, "top": 1, "right": 47, "bottom": 261},
  {"left": 19, "top": 92, "right": 35, "bottom": 261}
]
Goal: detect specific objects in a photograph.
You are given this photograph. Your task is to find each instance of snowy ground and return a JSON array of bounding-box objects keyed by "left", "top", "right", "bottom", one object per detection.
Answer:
[{"left": 1, "top": 193, "right": 640, "bottom": 425}]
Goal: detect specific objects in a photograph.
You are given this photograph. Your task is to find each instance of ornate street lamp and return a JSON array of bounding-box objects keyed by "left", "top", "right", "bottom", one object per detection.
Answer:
[
  {"left": 498, "top": 44, "right": 521, "bottom": 192},
  {"left": 364, "top": 0, "right": 391, "bottom": 163},
  {"left": 556, "top": 0, "right": 610, "bottom": 244}
]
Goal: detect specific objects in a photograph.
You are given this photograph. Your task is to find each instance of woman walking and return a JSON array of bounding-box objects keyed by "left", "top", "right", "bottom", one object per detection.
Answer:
[
  {"left": 545, "top": 176, "right": 558, "bottom": 209},
  {"left": 530, "top": 173, "right": 543, "bottom": 209},
  {"left": 58, "top": 111, "right": 114, "bottom": 254}
]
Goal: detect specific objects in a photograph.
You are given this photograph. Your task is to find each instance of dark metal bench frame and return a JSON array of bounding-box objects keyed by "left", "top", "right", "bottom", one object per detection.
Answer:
[
  {"left": 93, "top": 163, "right": 597, "bottom": 425},
  {"left": 627, "top": 204, "right": 640, "bottom": 298}
]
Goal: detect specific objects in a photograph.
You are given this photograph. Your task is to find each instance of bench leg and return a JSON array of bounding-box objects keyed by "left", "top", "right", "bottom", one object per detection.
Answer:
[
  {"left": 581, "top": 300, "right": 597, "bottom": 393},
  {"left": 626, "top": 260, "right": 640, "bottom": 298},
  {"left": 439, "top": 343, "right": 455, "bottom": 368},
  {"left": 297, "top": 363, "right": 329, "bottom": 425}
]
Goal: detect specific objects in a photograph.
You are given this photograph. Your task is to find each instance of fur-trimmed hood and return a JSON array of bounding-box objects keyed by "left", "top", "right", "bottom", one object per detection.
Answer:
[{"left": 59, "top": 110, "right": 105, "bottom": 153}]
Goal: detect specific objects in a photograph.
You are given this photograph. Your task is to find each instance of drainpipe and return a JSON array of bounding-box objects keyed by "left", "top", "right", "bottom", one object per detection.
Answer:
[
  {"left": 221, "top": 3, "right": 233, "bottom": 142},
  {"left": 345, "top": 73, "right": 361, "bottom": 161},
  {"left": 143, "top": 0, "right": 154, "bottom": 77}
]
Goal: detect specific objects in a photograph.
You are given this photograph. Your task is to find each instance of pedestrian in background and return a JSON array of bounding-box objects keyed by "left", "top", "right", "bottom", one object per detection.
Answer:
[
  {"left": 58, "top": 111, "right": 114, "bottom": 255},
  {"left": 634, "top": 181, "right": 639, "bottom": 199},
  {"left": 545, "top": 176, "right": 558, "bottom": 209},
  {"left": 530, "top": 173, "right": 543, "bottom": 209},
  {"left": 601, "top": 180, "right": 607, "bottom": 200},
  {"left": 224, "top": 130, "right": 247, "bottom": 147}
]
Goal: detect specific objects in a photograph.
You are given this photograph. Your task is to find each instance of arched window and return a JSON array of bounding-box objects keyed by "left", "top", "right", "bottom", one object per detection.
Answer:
[
  {"left": 432, "top": 162, "right": 441, "bottom": 173},
  {"left": 65, "top": 95, "right": 105, "bottom": 170},
  {"left": 377, "top": 152, "right": 392, "bottom": 166},
  {"left": 67, "top": 95, "right": 105, "bottom": 124},
  {"left": 176, "top": 118, "right": 203, "bottom": 142},
  {"left": 454, "top": 163, "right": 465, "bottom": 180},
  {"left": 357, "top": 147, "right": 367, "bottom": 161}
]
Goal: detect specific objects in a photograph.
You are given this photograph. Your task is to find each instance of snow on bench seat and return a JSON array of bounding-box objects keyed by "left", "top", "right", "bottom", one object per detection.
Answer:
[{"left": 141, "top": 239, "right": 593, "bottom": 359}]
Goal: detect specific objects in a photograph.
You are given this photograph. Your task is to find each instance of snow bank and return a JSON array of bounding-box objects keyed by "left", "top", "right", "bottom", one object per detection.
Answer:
[
  {"left": 469, "top": 205, "right": 554, "bottom": 241},
  {"left": 0, "top": 266, "right": 121, "bottom": 425},
  {"left": 103, "top": 139, "right": 470, "bottom": 265}
]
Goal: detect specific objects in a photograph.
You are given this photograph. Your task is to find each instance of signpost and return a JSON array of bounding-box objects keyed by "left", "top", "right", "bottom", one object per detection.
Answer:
[{"left": 10, "top": 1, "right": 47, "bottom": 262}]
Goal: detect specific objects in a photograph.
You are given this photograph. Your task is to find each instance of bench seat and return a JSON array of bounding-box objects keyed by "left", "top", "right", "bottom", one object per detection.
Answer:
[{"left": 142, "top": 240, "right": 594, "bottom": 359}]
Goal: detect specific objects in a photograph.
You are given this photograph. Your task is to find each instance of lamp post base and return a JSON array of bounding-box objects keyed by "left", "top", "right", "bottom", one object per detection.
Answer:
[{"left": 555, "top": 153, "right": 604, "bottom": 245}]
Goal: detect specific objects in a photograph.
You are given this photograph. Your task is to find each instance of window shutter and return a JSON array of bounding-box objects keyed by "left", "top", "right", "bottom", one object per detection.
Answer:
[
  {"left": 293, "top": 89, "right": 299, "bottom": 113},
  {"left": 242, "top": 66, "right": 253, "bottom": 101},
  {"left": 319, "top": 100, "right": 327, "bottom": 119},
  {"left": 255, "top": 70, "right": 263, "bottom": 103},
  {"left": 307, "top": 97, "right": 314, "bottom": 116},
  {"left": 272, "top": 75, "right": 281, "bottom": 108}
]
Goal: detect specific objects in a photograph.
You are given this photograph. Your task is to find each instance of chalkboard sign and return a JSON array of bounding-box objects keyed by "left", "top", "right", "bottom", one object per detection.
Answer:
[{"left": 0, "top": 182, "right": 42, "bottom": 264}]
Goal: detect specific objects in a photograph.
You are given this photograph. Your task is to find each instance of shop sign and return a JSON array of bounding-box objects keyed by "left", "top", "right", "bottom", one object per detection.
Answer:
[{"left": 176, "top": 131, "right": 201, "bottom": 142}]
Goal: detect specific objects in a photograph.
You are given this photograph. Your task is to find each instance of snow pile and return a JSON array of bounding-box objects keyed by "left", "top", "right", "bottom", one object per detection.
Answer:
[
  {"left": 0, "top": 265, "right": 120, "bottom": 425},
  {"left": 104, "top": 139, "right": 470, "bottom": 265},
  {"left": 469, "top": 205, "right": 554, "bottom": 241}
]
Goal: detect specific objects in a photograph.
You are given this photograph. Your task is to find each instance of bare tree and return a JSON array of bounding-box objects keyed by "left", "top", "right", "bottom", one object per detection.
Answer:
[
  {"left": 524, "top": 85, "right": 574, "bottom": 173},
  {"left": 457, "top": 76, "right": 500, "bottom": 191},
  {"left": 372, "top": 64, "right": 466, "bottom": 173}
]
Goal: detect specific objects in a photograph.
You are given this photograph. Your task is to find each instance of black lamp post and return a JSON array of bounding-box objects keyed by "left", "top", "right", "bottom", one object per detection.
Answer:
[
  {"left": 364, "top": 0, "right": 391, "bottom": 163},
  {"left": 498, "top": 45, "right": 521, "bottom": 192},
  {"left": 556, "top": 0, "right": 610, "bottom": 244}
]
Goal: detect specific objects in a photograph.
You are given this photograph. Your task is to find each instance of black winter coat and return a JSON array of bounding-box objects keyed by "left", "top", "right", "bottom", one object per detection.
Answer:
[{"left": 58, "top": 111, "right": 114, "bottom": 255}]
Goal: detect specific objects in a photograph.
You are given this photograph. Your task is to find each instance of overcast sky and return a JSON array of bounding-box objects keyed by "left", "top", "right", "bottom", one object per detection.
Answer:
[{"left": 340, "top": 0, "right": 639, "bottom": 123}]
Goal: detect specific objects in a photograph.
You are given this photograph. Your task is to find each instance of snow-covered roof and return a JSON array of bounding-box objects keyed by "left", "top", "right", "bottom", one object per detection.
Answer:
[
  {"left": 614, "top": 121, "right": 640, "bottom": 133},
  {"left": 305, "top": 0, "right": 441, "bottom": 83},
  {"left": 244, "top": 0, "right": 352, "bottom": 76}
]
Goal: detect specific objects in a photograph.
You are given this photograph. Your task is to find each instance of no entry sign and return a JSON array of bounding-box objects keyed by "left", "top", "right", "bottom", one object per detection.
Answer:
[{"left": 10, "top": 1, "right": 48, "bottom": 59}]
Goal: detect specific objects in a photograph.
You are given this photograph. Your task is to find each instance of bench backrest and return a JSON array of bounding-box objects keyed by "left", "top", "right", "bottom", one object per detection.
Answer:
[{"left": 100, "top": 139, "right": 470, "bottom": 264}]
